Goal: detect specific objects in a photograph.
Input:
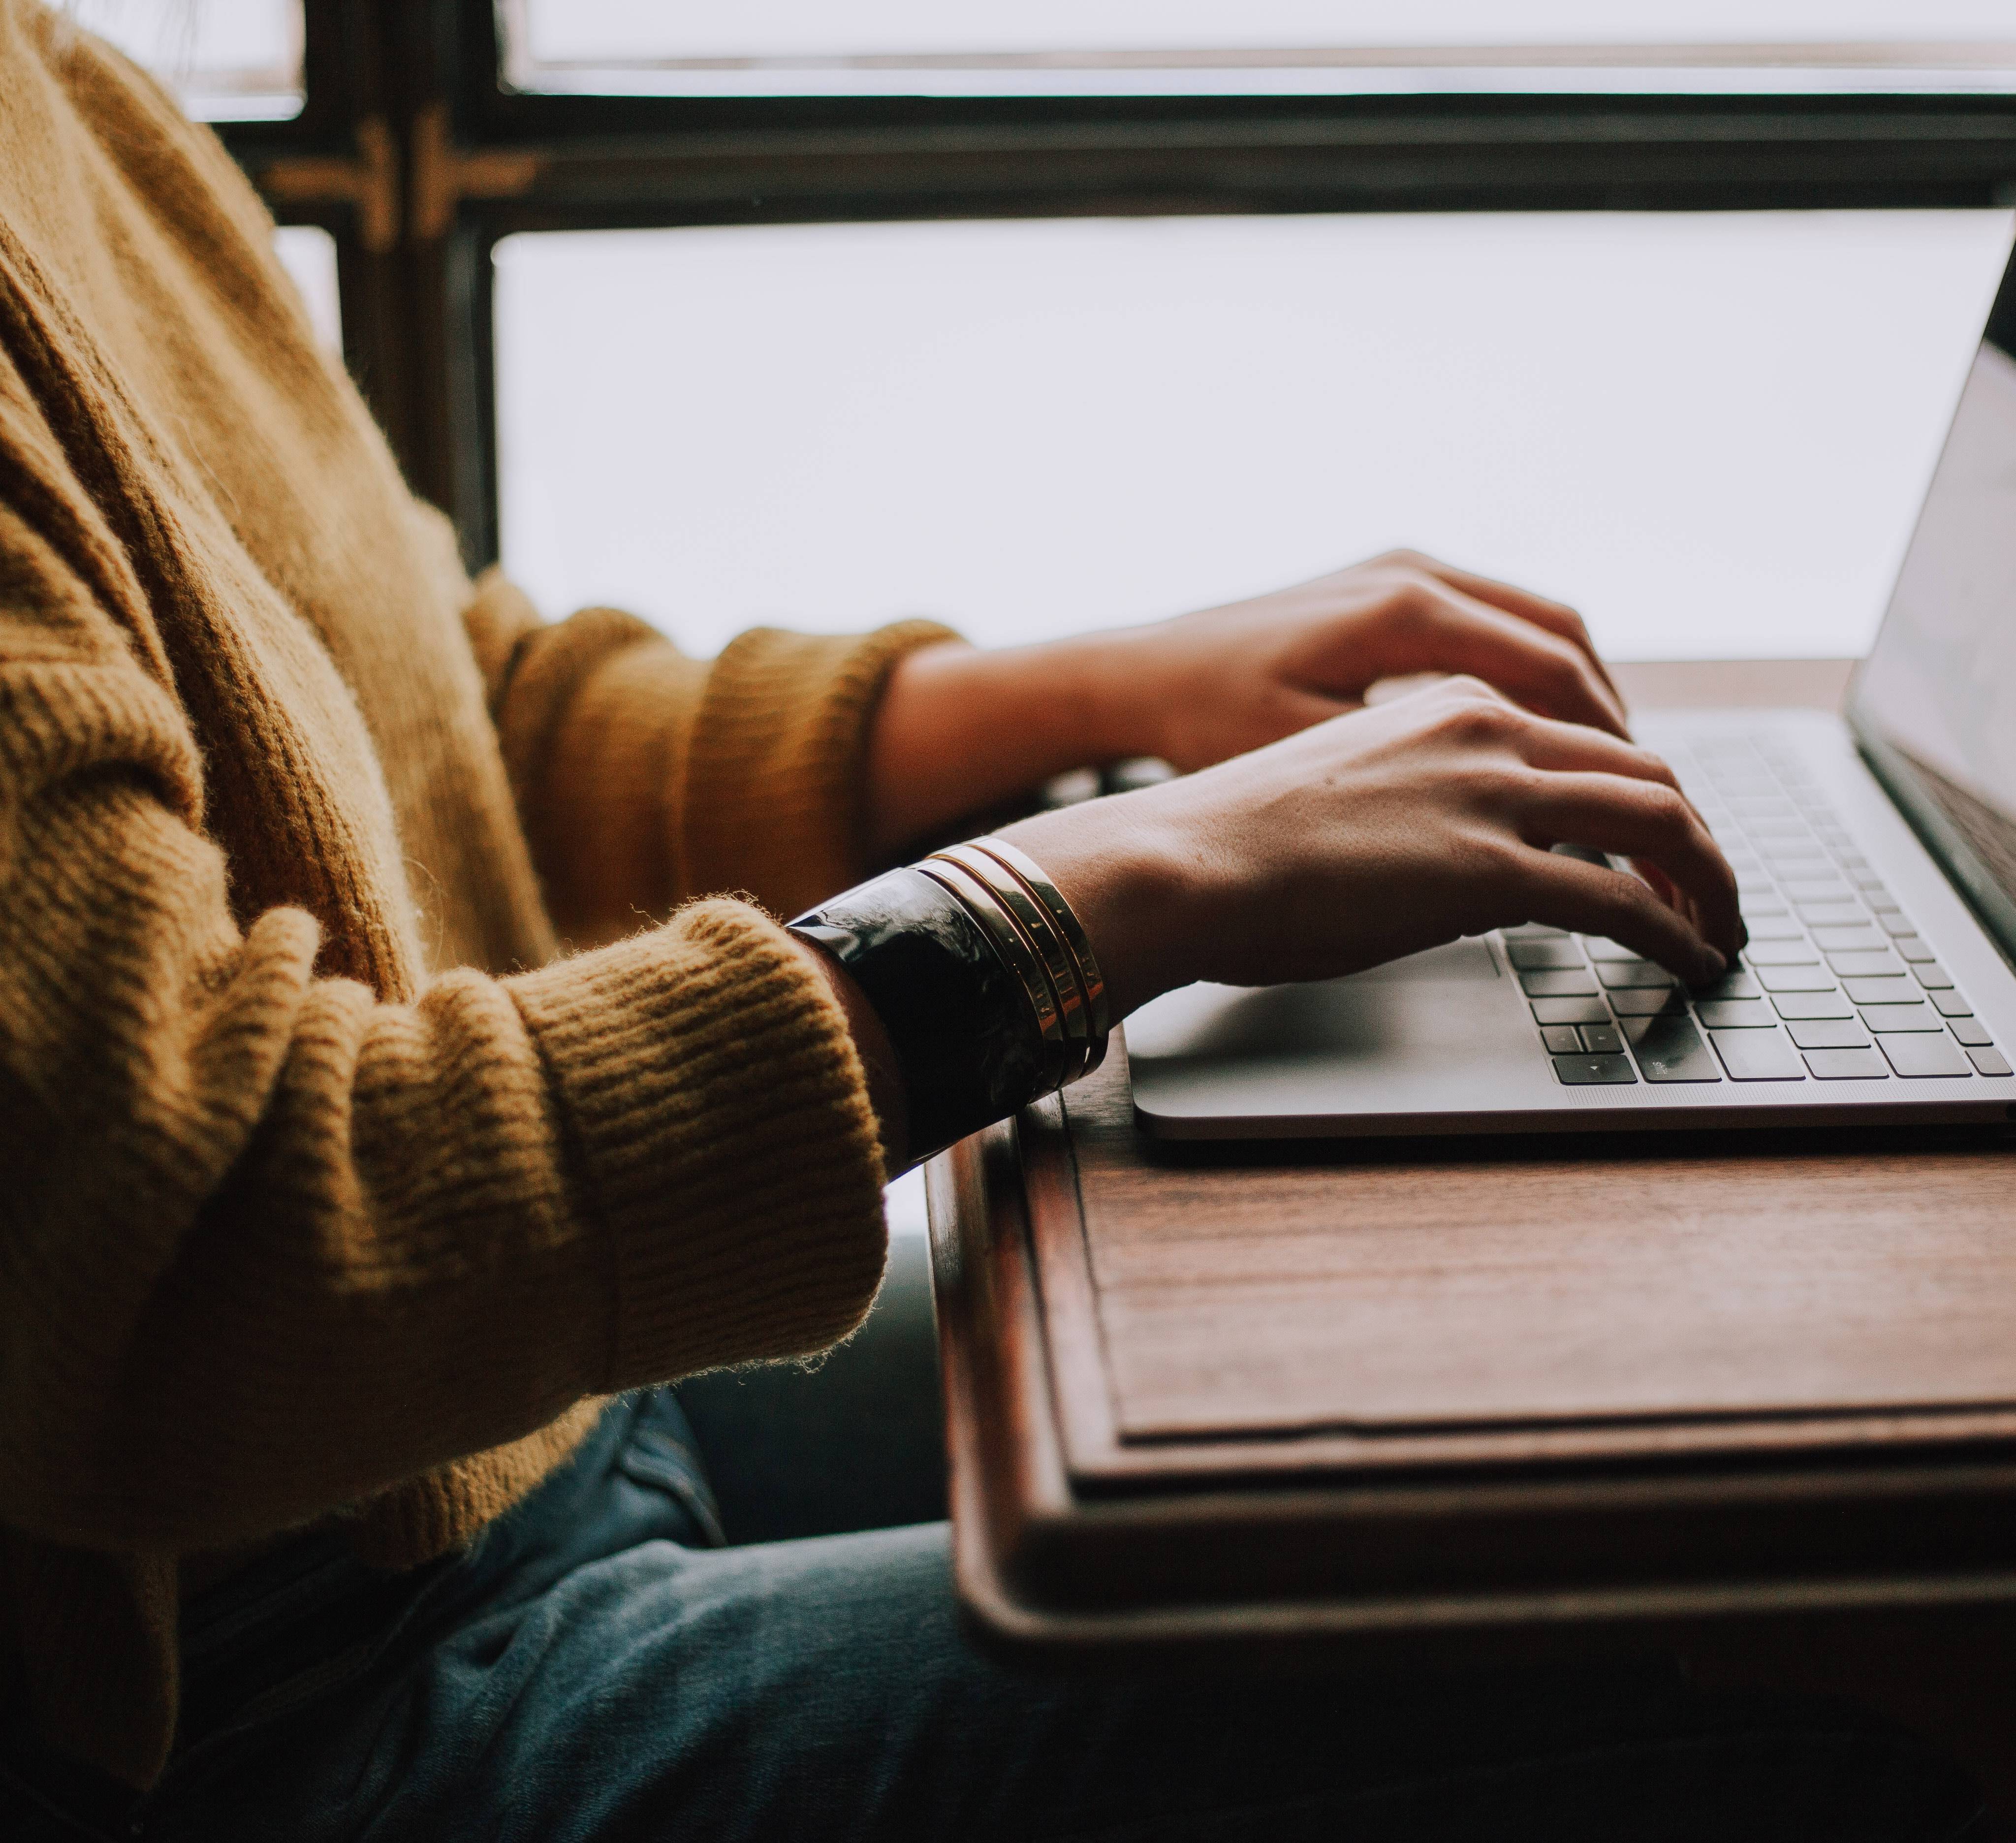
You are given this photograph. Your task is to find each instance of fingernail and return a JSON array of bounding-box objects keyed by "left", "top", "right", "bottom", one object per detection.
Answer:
[{"left": 1702, "top": 946, "right": 1728, "bottom": 979}]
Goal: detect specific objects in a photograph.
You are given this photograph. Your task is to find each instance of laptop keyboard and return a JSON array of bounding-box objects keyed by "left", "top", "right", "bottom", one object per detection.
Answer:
[{"left": 1501, "top": 733, "right": 2011, "bottom": 1087}]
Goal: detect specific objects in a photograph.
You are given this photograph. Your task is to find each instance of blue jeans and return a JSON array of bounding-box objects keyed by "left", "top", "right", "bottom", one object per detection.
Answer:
[{"left": 0, "top": 1249, "right": 1987, "bottom": 1841}]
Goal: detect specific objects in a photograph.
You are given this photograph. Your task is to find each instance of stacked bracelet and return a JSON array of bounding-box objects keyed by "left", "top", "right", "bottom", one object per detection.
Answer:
[
  {"left": 920, "top": 838, "right": 1110, "bottom": 1084},
  {"left": 786, "top": 835, "right": 1109, "bottom": 1160}
]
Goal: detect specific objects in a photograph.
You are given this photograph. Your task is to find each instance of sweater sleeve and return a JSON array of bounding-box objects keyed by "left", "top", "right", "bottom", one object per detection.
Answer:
[
  {"left": 0, "top": 487, "right": 889, "bottom": 1555},
  {"left": 461, "top": 570, "right": 958, "bottom": 939}
]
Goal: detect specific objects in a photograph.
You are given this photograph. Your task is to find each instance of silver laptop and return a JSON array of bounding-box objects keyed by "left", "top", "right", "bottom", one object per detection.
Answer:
[{"left": 1128, "top": 235, "right": 2016, "bottom": 1140}]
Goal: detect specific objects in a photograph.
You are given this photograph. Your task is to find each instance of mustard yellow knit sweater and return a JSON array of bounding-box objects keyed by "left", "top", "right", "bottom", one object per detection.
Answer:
[{"left": 0, "top": 0, "right": 953, "bottom": 1788}]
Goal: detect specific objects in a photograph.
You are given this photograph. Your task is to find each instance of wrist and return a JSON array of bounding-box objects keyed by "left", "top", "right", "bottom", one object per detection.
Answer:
[
  {"left": 998, "top": 793, "right": 1199, "bottom": 1020},
  {"left": 866, "top": 631, "right": 1170, "bottom": 857},
  {"left": 1048, "top": 622, "right": 1179, "bottom": 767},
  {"left": 787, "top": 932, "right": 910, "bottom": 1175}
]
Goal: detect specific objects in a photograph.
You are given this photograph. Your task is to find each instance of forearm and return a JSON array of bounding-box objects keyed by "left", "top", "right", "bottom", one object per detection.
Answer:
[
  {"left": 865, "top": 632, "right": 1166, "bottom": 859},
  {"left": 9, "top": 813, "right": 886, "bottom": 1550}
]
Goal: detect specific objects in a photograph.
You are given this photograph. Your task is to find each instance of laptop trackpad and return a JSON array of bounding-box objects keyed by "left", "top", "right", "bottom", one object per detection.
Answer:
[{"left": 1126, "top": 938, "right": 1537, "bottom": 1123}]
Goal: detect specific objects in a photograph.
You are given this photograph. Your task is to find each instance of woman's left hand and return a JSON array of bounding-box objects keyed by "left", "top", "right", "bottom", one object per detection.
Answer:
[
  {"left": 867, "top": 549, "right": 1628, "bottom": 858},
  {"left": 1102, "top": 549, "right": 1628, "bottom": 771}
]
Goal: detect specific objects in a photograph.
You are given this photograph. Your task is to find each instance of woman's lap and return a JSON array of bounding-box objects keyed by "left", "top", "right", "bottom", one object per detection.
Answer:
[{"left": 143, "top": 1389, "right": 1981, "bottom": 1843}]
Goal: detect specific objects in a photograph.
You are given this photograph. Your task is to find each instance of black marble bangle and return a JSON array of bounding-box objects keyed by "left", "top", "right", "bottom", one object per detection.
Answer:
[{"left": 788, "top": 866, "right": 1045, "bottom": 1160}]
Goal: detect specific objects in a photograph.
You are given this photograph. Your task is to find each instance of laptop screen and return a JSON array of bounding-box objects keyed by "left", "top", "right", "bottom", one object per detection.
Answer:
[{"left": 1849, "top": 238, "right": 2016, "bottom": 953}]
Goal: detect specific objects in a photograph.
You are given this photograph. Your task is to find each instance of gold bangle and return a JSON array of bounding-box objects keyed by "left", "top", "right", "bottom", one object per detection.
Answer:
[
  {"left": 968, "top": 836, "right": 1111, "bottom": 1043},
  {"left": 928, "top": 843, "right": 1093, "bottom": 1084},
  {"left": 914, "top": 859, "right": 1072, "bottom": 1093}
]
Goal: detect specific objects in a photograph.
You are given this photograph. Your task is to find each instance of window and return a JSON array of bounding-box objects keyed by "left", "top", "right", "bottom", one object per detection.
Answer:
[
  {"left": 126, "top": 4, "right": 2016, "bottom": 658},
  {"left": 271, "top": 224, "right": 341, "bottom": 353},
  {"left": 502, "top": 0, "right": 2016, "bottom": 98},
  {"left": 495, "top": 209, "right": 2013, "bottom": 663},
  {"left": 67, "top": 0, "right": 303, "bottom": 121}
]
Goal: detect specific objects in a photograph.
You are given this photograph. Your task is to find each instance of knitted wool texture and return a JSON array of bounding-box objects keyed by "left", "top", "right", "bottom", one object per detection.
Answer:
[{"left": 0, "top": 0, "right": 955, "bottom": 1787}]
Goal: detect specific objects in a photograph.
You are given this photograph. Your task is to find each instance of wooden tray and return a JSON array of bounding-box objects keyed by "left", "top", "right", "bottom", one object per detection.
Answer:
[{"left": 927, "top": 1042, "right": 2016, "bottom": 1661}]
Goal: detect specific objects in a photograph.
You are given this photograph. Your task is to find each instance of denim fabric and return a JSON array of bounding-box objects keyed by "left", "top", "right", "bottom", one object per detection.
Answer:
[{"left": 0, "top": 1371, "right": 1989, "bottom": 1842}]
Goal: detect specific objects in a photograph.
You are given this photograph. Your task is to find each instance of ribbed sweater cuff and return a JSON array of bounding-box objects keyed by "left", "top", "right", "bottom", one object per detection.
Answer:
[
  {"left": 684, "top": 619, "right": 959, "bottom": 917},
  {"left": 507, "top": 900, "right": 889, "bottom": 1387}
]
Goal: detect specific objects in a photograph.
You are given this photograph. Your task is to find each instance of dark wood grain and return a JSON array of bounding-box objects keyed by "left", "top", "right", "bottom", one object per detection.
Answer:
[{"left": 1061, "top": 1047, "right": 2016, "bottom": 1452}]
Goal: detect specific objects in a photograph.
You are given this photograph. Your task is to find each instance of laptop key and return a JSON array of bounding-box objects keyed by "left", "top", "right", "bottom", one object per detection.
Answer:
[
  {"left": 1608, "top": 988, "right": 1688, "bottom": 1017},
  {"left": 1949, "top": 1017, "right": 1995, "bottom": 1047},
  {"left": 1828, "top": 949, "right": 1902, "bottom": 978},
  {"left": 1756, "top": 966, "right": 1839, "bottom": 992},
  {"left": 1880, "top": 1034, "right": 1971, "bottom": 1078},
  {"left": 1797, "top": 902, "right": 1866, "bottom": 927},
  {"left": 1552, "top": 1052, "right": 1637, "bottom": 1085},
  {"left": 1786, "top": 1018, "right": 1872, "bottom": 1049},
  {"left": 1804, "top": 1048, "right": 1890, "bottom": 1080},
  {"left": 1877, "top": 911, "right": 1917, "bottom": 936},
  {"left": 1842, "top": 976, "right": 1917, "bottom": 1005},
  {"left": 1892, "top": 935, "right": 1936, "bottom": 962},
  {"left": 1533, "top": 996, "right": 1611, "bottom": 1026},
  {"left": 1622, "top": 1014, "right": 1721, "bottom": 1081},
  {"left": 1744, "top": 941, "right": 1820, "bottom": 965},
  {"left": 1520, "top": 970, "right": 1598, "bottom": 997},
  {"left": 1861, "top": 1003, "right": 1944, "bottom": 1033},
  {"left": 1781, "top": 880, "right": 1854, "bottom": 904},
  {"left": 1697, "top": 998, "right": 1774, "bottom": 1028},
  {"left": 1812, "top": 926, "right": 1886, "bottom": 952},
  {"left": 1931, "top": 990, "right": 1974, "bottom": 1017},
  {"left": 1695, "top": 970, "right": 1761, "bottom": 1001},
  {"left": 1540, "top": 1024, "right": 1583, "bottom": 1054},
  {"left": 1503, "top": 924, "right": 1568, "bottom": 939},
  {"left": 1745, "top": 916, "right": 1807, "bottom": 940},
  {"left": 1509, "top": 940, "right": 1586, "bottom": 970},
  {"left": 1580, "top": 938, "right": 1644, "bottom": 962},
  {"left": 1709, "top": 1028, "right": 1806, "bottom": 1080},
  {"left": 1970, "top": 1048, "right": 2014, "bottom": 1077},
  {"left": 1596, "top": 962, "right": 1674, "bottom": 990},
  {"left": 1772, "top": 991, "right": 1856, "bottom": 1020},
  {"left": 1911, "top": 960, "right": 1954, "bottom": 988}
]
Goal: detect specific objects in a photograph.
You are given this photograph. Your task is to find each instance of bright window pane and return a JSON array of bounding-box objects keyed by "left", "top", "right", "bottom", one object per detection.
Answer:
[
  {"left": 67, "top": 0, "right": 303, "bottom": 121},
  {"left": 272, "top": 225, "right": 340, "bottom": 355},
  {"left": 503, "top": 0, "right": 2016, "bottom": 96},
  {"left": 496, "top": 211, "right": 2014, "bottom": 665}
]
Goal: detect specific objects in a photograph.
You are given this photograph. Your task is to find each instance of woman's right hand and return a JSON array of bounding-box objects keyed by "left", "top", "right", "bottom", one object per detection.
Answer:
[{"left": 1000, "top": 674, "right": 1744, "bottom": 1021}]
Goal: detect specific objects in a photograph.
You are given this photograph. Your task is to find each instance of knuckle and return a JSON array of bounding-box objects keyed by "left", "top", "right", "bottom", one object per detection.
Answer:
[
  {"left": 1545, "top": 651, "right": 1593, "bottom": 696},
  {"left": 1636, "top": 780, "right": 1689, "bottom": 825},
  {"left": 1385, "top": 578, "right": 1442, "bottom": 632},
  {"left": 1600, "top": 876, "right": 1666, "bottom": 931},
  {"left": 1434, "top": 694, "right": 1515, "bottom": 747},
  {"left": 1453, "top": 826, "right": 1525, "bottom": 890},
  {"left": 1453, "top": 761, "right": 1532, "bottom": 811}
]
